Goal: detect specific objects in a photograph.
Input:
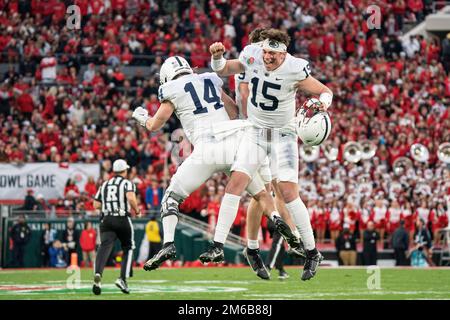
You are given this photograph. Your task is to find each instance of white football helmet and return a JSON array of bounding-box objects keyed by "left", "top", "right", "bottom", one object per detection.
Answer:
[
  {"left": 296, "top": 98, "right": 331, "bottom": 146},
  {"left": 159, "top": 56, "right": 193, "bottom": 84}
]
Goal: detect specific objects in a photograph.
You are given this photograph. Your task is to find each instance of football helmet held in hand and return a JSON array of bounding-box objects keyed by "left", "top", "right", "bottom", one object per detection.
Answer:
[{"left": 296, "top": 98, "right": 331, "bottom": 146}]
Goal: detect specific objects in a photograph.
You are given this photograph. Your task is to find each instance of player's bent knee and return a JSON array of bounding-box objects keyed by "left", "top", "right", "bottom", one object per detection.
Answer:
[
  {"left": 161, "top": 191, "right": 185, "bottom": 218},
  {"left": 278, "top": 182, "right": 299, "bottom": 203},
  {"left": 225, "top": 171, "right": 250, "bottom": 195}
]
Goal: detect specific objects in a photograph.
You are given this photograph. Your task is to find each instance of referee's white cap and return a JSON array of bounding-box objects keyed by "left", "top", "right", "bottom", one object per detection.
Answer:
[{"left": 113, "top": 159, "right": 130, "bottom": 172}]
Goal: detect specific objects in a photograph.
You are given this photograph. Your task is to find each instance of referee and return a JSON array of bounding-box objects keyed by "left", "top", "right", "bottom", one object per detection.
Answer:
[{"left": 92, "top": 159, "right": 141, "bottom": 295}]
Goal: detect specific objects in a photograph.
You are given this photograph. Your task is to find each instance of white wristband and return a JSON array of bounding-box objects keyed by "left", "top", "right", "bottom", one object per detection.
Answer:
[
  {"left": 211, "top": 56, "right": 226, "bottom": 71},
  {"left": 319, "top": 92, "right": 333, "bottom": 108}
]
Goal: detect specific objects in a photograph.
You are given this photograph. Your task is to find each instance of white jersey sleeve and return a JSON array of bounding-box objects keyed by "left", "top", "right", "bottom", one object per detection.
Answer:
[
  {"left": 200, "top": 72, "right": 223, "bottom": 88},
  {"left": 291, "top": 57, "right": 311, "bottom": 82},
  {"left": 238, "top": 44, "right": 263, "bottom": 71}
]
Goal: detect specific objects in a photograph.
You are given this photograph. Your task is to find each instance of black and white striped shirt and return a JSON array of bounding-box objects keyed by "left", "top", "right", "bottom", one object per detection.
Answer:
[{"left": 94, "top": 176, "right": 136, "bottom": 217}]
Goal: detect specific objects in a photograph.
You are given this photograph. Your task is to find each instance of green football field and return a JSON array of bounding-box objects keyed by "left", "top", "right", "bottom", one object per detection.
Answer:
[{"left": 0, "top": 267, "right": 449, "bottom": 300}]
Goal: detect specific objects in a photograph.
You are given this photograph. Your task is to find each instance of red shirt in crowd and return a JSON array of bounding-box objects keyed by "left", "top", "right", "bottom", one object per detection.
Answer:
[
  {"left": 16, "top": 92, "right": 34, "bottom": 113},
  {"left": 80, "top": 228, "right": 97, "bottom": 252}
]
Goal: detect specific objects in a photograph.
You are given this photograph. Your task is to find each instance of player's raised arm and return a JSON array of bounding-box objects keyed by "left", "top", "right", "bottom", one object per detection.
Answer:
[
  {"left": 210, "top": 42, "right": 245, "bottom": 76},
  {"left": 132, "top": 102, "right": 175, "bottom": 131},
  {"left": 296, "top": 76, "right": 333, "bottom": 112},
  {"left": 221, "top": 91, "right": 239, "bottom": 120},
  {"left": 238, "top": 82, "right": 249, "bottom": 118}
]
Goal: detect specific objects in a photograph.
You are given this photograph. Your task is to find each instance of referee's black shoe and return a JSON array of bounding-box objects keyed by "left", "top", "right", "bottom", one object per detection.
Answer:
[
  {"left": 199, "top": 243, "right": 224, "bottom": 264},
  {"left": 143, "top": 243, "right": 177, "bottom": 271},
  {"left": 272, "top": 215, "right": 301, "bottom": 250},
  {"left": 243, "top": 248, "right": 270, "bottom": 280},
  {"left": 115, "top": 278, "right": 130, "bottom": 294},
  {"left": 92, "top": 273, "right": 101, "bottom": 295}
]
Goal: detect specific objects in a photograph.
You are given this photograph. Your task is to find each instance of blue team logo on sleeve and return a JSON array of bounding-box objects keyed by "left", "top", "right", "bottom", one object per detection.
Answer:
[{"left": 158, "top": 87, "right": 164, "bottom": 101}]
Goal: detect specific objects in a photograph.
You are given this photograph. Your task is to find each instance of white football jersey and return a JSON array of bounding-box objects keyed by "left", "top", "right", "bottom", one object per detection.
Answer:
[
  {"left": 158, "top": 72, "right": 230, "bottom": 145},
  {"left": 238, "top": 44, "right": 310, "bottom": 130}
]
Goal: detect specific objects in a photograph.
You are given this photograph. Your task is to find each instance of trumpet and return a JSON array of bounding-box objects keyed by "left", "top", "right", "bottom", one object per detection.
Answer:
[
  {"left": 410, "top": 143, "right": 429, "bottom": 162},
  {"left": 322, "top": 141, "right": 339, "bottom": 161},
  {"left": 300, "top": 144, "right": 320, "bottom": 162},
  {"left": 437, "top": 142, "right": 450, "bottom": 164},
  {"left": 360, "top": 140, "right": 377, "bottom": 160},
  {"left": 343, "top": 141, "right": 362, "bottom": 163},
  {"left": 392, "top": 156, "right": 413, "bottom": 176}
]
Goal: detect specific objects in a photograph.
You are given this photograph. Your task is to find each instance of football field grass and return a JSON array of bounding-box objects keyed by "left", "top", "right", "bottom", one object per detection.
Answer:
[{"left": 0, "top": 266, "right": 449, "bottom": 300}]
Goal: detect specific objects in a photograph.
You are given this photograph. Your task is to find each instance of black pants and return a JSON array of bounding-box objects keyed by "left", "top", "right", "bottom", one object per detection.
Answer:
[
  {"left": 95, "top": 216, "right": 135, "bottom": 280},
  {"left": 363, "top": 250, "right": 377, "bottom": 265},
  {"left": 41, "top": 244, "right": 51, "bottom": 267},
  {"left": 266, "top": 231, "right": 285, "bottom": 271},
  {"left": 12, "top": 244, "right": 26, "bottom": 267},
  {"left": 148, "top": 241, "right": 162, "bottom": 261},
  {"left": 394, "top": 248, "right": 408, "bottom": 266}
]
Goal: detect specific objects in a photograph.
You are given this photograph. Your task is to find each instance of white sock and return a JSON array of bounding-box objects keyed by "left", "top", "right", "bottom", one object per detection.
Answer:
[
  {"left": 162, "top": 215, "right": 178, "bottom": 244},
  {"left": 270, "top": 211, "right": 280, "bottom": 221},
  {"left": 213, "top": 193, "right": 241, "bottom": 244},
  {"left": 247, "top": 239, "right": 259, "bottom": 250},
  {"left": 285, "top": 197, "right": 316, "bottom": 250}
]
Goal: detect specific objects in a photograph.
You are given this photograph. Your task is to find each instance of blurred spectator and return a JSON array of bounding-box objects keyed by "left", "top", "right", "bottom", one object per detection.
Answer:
[
  {"left": 80, "top": 221, "right": 97, "bottom": 268},
  {"left": 145, "top": 178, "right": 163, "bottom": 212},
  {"left": 363, "top": 221, "right": 380, "bottom": 265},
  {"left": 442, "top": 33, "right": 450, "bottom": 73},
  {"left": 10, "top": 215, "right": 31, "bottom": 267},
  {"left": 40, "top": 222, "right": 57, "bottom": 267},
  {"left": 335, "top": 225, "right": 357, "bottom": 266},
  {"left": 430, "top": 203, "right": 449, "bottom": 246},
  {"left": 372, "top": 199, "right": 387, "bottom": 248},
  {"left": 49, "top": 240, "right": 68, "bottom": 268},
  {"left": 61, "top": 217, "right": 80, "bottom": 265},
  {"left": 145, "top": 214, "right": 162, "bottom": 260},
  {"left": 19, "top": 189, "right": 38, "bottom": 211},
  {"left": 64, "top": 179, "right": 80, "bottom": 197},
  {"left": 392, "top": 220, "right": 410, "bottom": 266},
  {"left": 40, "top": 50, "right": 57, "bottom": 84},
  {"left": 84, "top": 176, "right": 98, "bottom": 197},
  {"left": 35, "top": 194, "right": 50, "bottom": 214},
  {"left": 328, "top": 201, "right": 342, "bottom": 242},
  {"left": 413, "top": 218, "right": 432, "bottom": 250}
]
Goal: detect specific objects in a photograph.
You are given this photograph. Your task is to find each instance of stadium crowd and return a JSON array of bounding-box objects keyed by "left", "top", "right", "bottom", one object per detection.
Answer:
[{"left": 1, "top": 0, "right": 449, "bottom": 250}]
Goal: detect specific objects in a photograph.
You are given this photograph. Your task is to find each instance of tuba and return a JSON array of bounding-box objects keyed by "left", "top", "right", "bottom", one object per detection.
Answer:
[
  {"left": 360, "top": 140, "right": 377, "bottom": 160},
  {"left": 300, "top": 145, "right": 320, "bottom": 162},
  {"left": 392, "top": 156, "right": 413, "bottom": 176},
  {"left": 437, "top": 142, "right": 450, "bottom": 164},
  {"left": 343, "top": 141, "right": 362, "bottom": 163},
  {"left": 322, "top": 141, "right": 339, "bottom": 161},
  {"left": 410, "top": 143, "right": 429, "bottom": 162}
]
